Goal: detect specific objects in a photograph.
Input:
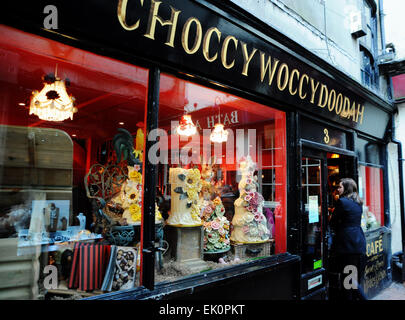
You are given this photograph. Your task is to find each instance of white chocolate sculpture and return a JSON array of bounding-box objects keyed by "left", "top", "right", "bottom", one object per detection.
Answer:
[
  {"left": 230, "top": 156, "right": 270, "bottom": 243},
  {"left": 167, "top": 167, "right": 202, "bottom": 226}
]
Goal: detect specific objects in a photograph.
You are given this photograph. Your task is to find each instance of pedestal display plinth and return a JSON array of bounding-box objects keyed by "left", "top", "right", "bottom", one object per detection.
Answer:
[{"left": 165, "top": 225, "right": 208, "bottom": 273}]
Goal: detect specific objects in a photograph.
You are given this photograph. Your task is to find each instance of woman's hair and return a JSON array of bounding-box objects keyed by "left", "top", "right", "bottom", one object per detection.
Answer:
[{"left": 339, "top": 178, "right": 363, "bottom": 205}]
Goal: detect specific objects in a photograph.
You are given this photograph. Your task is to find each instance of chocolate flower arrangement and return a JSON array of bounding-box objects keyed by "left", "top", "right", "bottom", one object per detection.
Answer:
[{"left": 201, "top": 197, "right": 230, "bottom": 252}]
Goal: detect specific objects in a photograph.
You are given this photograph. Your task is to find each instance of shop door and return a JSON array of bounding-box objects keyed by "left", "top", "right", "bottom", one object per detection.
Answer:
[{"left": 300, "top": 148, "right": 329, "bottom": 299}]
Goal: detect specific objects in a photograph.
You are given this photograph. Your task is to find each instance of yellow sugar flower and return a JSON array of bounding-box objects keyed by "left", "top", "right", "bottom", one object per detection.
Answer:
[
  {"left": 127, "top": 191, "right": 139, "bottom": 203},
  {"left": 155, "top": 203, "right": 162, "bottom": 221},
  {"left": 186, "top": 169, "right": 201, "bottom": 186},
  {"left": 213, "top": 197, "right": 222, "bottom": 206},
  {"left": 129, "top": 170, "right": 142, "bottom": 183},
  {"left": 129, "top": 204, "right": 142, "bottom": 221},
  {"left": 187, "top": 188, "right": 198, "bottom": 200}
]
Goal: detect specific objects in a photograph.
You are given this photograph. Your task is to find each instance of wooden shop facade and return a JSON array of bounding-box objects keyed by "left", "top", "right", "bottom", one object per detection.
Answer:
[{"left": 0, "top": 0, "right": 395, "bottom": 300}]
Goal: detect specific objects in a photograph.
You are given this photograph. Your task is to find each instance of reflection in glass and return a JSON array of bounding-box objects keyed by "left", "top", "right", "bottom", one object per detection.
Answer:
[{"left": 302, "top": 157, "right": 323, "bottom": 274}]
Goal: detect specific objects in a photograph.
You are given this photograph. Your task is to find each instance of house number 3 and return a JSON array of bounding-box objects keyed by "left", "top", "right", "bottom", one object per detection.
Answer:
[{"left": 323, "top": 128, "right": 330, "bottom": 144}]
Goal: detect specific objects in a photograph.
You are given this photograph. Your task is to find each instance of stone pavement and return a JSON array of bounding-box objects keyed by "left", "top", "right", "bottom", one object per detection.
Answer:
[{"left": 371, "top": 282, "right": 405, "bottom": 300}]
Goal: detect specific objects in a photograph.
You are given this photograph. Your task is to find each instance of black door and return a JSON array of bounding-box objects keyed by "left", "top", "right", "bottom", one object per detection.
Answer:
[{"left": 300, "top": 147, "right": 329, "bottom": 299}]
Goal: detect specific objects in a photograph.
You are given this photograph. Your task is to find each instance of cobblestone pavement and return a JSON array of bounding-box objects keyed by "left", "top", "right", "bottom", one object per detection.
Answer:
[{"left": 371, "top": 282, "right": 405, "bottom": 300}]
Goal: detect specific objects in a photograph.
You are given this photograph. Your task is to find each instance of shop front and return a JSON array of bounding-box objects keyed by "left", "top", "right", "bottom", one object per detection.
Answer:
[{"left": 0, "top": 0, "right": 394, "bottom": 300}]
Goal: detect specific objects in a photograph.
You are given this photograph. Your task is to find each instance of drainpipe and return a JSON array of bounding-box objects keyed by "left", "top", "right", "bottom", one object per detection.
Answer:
[
  {"left": 379, "top": 0, "right": 405, "bottom": 282},
  {"left": 378, "top": 0, "right": 386, "bottom": 49},
  {"left": 390, "top": 111, "right": 405, "bottom": 282}
]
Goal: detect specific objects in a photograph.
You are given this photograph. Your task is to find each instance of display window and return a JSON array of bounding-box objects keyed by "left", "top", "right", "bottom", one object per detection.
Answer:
[
  {"left": 153, "top": 73, "right": 287, "bottom": 282},
  {"left": 355, "top": 136, "right": 385, "bottom": 231},
  {"left": 359, "top": 165, "right": 384, "bottom": 231},
  {"left": 0, "top": 25, "right": 150, "bottom": 298}
]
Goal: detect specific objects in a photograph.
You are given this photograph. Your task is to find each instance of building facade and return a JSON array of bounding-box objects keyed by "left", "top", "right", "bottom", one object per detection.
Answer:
[{"left": 0, "top": 0, "right": 399, "bottom": 300}]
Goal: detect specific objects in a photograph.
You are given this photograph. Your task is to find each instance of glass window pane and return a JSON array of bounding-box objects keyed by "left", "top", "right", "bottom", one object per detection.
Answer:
[
  {"left": 301, "top": 157, "right": 323, "bottom": 274},
  {"left": 359, "top": 165, "right": 384, "bottom": 231},
  {"left": 155, "top": 73, "right": 287, "bottom": 283},
  {"left": 0, "top": 25, "right": 148, "bottom": 298},
  {"left": 356, "top": 137, "right": 381, "bottom": 165}
]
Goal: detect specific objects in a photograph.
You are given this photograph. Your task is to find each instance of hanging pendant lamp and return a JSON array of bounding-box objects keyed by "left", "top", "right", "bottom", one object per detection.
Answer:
[
  {"left": 210, "top": 122, "right": 228, "bottom": 143},
  {"left": 29, "top": 65, "right": 76, "bottom": 121},
  {"left": 210, "top": 99, "right": 228, "bottom": 143},
  {"left": 176, "top": 114, "right": 197, "bottom": 136}
]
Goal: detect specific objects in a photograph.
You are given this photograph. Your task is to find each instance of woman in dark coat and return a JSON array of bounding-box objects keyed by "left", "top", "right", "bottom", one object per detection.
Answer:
[{"left": 330, "top": 178, "right": 367, "bottom": 300}]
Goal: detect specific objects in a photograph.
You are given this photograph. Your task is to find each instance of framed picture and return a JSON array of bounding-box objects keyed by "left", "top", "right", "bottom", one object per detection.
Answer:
[{"left": 30, "top": 200, "right": 70, "bottom": 233}]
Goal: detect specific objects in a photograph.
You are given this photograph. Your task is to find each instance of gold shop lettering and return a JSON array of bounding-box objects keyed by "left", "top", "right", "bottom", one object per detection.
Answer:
[
  {"left": 366, "top": 239, "right": 383, "bottom": 257},
  {"left": 117, "top": 0, "right": 365, "bottom": 125}
]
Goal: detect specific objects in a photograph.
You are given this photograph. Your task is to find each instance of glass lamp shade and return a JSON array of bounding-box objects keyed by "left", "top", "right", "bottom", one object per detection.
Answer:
[
  {"left": 30, "top": 79, "right": 76, "bottom": 121},
  {"left": 210, "top": 123, "right": 228, "bottom": 143},
  {"left": 176, "top": 114, "right": 197, "bottom": 136}
]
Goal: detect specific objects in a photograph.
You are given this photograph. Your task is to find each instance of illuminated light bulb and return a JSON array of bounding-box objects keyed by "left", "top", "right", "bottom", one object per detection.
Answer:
[
  {"left": 210, "top": 123, "right": 228, "bottom": 143},
  {"left": 30, "top": 78, "right": 76, "bottom": 121},
  {"left": 176, "top": 114, "right": 197, "bottom": 136}
]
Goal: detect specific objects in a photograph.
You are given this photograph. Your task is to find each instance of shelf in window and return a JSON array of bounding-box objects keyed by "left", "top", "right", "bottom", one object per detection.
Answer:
[
  {"left": 261, "top": 165, "right": 283, "bottom": 168},
  {"left": 261, "top": 147, "right": 283, "bottom": 151},
  {"left": 263, "top": 201, "right": 280, "bottom": 208}
]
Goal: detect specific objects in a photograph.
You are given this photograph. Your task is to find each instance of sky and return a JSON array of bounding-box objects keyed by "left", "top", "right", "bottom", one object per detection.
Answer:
[{"left": 383, "top": 0, "right": 405, "bottom": 60}]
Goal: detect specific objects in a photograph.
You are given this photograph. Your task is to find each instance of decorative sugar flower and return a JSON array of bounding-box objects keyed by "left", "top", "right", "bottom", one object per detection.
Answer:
[
  {"left": 191, "top": 205, "right": 201, "bottom": 221},
  {"left": 205, "top": 206, "right": 213, "bottom": 214},
  {"left": 185, "top": 169, "right": 201, "bottom": 188},
  {"left": 254, "top": 213, "right": 263, "bottom": 222},
  {"left": 155, "top": 203, "right": 163, "bottom": 221},
  {"left": 218, "top": 227, "right": 226, "bottom": 235},
  {"left": 249, "top": 227, "right": 259, "bottom": 237},
  {"left": 207, "top": 232, "right": 220, "bottom": 243},
  {"left": 211, "top": 220, "right": 220, "bottom": 230},
  {"left": 129, "top": 170, "right": 142, "bottom": 183},
  {"left": 187, "top": 188, "right": 198, "bottom": 201},
  {"left": 244, "top": 213, "right": 255, "bottom": 223},
  {"left": 129, "top": 204, "right": 142, "bottom": 221},
  {"left": 212, "top": 197, "right": 222, "bottom": 206},
  {"left": 127, "top": 191, "right": 139, "bottom": 204}
]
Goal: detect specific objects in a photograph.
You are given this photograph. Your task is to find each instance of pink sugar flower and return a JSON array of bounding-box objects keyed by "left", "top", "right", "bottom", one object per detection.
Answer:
[
  {"left": 254, "top": 213, "right": 262, "bottom": 222},
  {"left": 211, "top": 221, "right": 220, "bottom": 230}
]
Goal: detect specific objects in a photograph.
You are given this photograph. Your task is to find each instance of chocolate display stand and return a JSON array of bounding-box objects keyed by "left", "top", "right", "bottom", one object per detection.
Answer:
[
  {"left": 232, "top": 239, "right": 274, "bottom": 260},
  {"left": 165, "top": 225, "right": 208, "bottom": 273}
]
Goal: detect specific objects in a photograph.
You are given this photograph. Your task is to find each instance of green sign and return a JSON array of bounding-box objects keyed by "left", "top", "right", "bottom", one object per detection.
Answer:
[{"left": 314, "top": 260, "right": 322, "bottom": 270}]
